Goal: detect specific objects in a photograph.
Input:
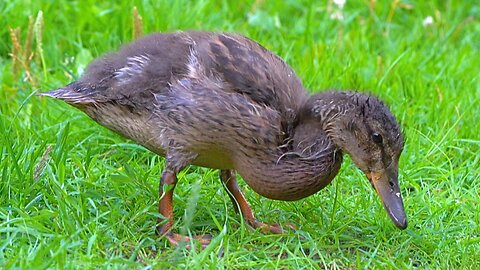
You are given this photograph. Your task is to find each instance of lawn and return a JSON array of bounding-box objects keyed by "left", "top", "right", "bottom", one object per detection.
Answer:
[{"left": 1, "top": 0, "right": 479, "bottom": 269}]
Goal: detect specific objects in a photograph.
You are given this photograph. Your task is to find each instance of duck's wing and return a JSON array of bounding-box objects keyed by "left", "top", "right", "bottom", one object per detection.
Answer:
[
  {"left": 187, "top": 32, "right": 308, "bottom": 137},
  {"left": 191, "top": 33, "right": 307, "bottom": 114},
  {"left": 51, "top": 33, "right": 194, "bottom": 109}
]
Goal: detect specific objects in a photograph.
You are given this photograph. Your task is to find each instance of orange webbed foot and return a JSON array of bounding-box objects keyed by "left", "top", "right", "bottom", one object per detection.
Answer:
[{"left": 164, "top": 233, "right": 212, "bottom": 249}]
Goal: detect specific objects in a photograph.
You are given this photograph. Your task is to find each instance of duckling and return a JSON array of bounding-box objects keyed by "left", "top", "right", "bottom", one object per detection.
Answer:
[{"left": 40, "top": 31, "right": 407, "bottom": 247}]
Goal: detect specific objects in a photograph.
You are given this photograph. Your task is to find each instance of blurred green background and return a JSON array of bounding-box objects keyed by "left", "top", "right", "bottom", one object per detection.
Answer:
[{"left": 1, "top": 1, "right": 479, "bottom": 269}]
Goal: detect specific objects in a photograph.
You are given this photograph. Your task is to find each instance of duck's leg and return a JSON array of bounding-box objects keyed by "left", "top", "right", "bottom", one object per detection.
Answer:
[
  {"left": 156, "top": 170, "right": 211, "bottom": 248},
  {"left": 220, "top": 170, "right": 286, "bottom": 234},
  {"left": 156, "top": 170, "right": 177, "bottom": 236}
]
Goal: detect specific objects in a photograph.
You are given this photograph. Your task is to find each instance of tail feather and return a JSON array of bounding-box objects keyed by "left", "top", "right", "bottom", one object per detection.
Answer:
[{"left": 38, "top": 86, "right": 97, "bottom": 104}]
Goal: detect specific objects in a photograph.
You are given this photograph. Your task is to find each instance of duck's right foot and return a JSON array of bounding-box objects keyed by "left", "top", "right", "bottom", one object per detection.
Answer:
[
  {"left": 220, "top": 170, "right": 296, "bottom": 235},
  {"left": 248, "top": 220, "right": 296, "bottom": 234}
]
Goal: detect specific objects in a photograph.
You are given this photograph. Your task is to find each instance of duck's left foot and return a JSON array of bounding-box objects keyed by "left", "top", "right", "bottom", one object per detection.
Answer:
[{"left": 164, "top": 233, "right": 212, "bottom": 249}]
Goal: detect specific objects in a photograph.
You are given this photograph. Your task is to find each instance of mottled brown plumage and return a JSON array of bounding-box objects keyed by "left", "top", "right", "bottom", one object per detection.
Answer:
[{"left": 40, "top": 31, "right": 407, "bottom": 247}]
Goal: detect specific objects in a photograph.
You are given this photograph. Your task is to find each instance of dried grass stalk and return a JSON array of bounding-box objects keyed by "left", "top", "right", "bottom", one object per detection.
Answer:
[
  {"left": 24, "top": 16, "right": 35, "bottom": 63},
  {"left": 33, "top": 145, "right": 52, "bottom": 181},
  {"left": 9, "top": 27, "right": 22, "bottom": 80},
  {"left": 132, "top": 6, "right": 143, "bottom": 40},
  {"left": 34, "top": 10, "right": 46, "bottom": 77}
]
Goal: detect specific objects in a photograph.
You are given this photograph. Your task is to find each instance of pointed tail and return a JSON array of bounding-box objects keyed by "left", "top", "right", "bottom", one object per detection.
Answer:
[{"left": 38, "top": 85, "right": 97, "bottom": 104}]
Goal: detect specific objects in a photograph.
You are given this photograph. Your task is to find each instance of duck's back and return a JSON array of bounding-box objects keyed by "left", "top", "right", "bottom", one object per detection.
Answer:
[
  {"left": 186, "top": 31, "right": 308, "bottom": 121},
  {"left": 74, "top": 31, "right": 308, "bottom": 115}
]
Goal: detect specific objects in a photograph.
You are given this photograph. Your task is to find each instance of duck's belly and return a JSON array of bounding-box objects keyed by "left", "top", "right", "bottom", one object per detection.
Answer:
[
  {"left": 191, "top": 148, "right": 235, "bottom": 170},
  {"left": 85, "top": 103, "right": 236, "bottom": 170},
  {"left": 84, "top": 104, "right": 161, "bottom": 151}
]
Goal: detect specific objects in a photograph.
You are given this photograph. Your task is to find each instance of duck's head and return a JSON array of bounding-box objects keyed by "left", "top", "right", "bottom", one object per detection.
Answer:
[{"left": 304, "top": 91, "right": 407, "bottom": 229}]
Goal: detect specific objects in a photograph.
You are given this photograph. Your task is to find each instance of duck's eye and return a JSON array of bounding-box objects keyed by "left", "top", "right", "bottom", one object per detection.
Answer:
[{"left": 372, "top": 133, "right": 383, "bottom": 144}]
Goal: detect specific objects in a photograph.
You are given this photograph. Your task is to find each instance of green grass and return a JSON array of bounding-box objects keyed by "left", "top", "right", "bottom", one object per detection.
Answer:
[{"left": 1, "top": 0, "right": 479, "bottom": 269}]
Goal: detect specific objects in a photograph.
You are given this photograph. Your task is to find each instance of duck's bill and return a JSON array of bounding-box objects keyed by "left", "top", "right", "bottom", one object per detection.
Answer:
[{"left": 367, "top": 170, "right": 407, "bottom": 229}]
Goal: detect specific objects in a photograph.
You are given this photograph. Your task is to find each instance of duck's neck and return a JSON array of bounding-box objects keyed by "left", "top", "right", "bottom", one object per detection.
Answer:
[
  {"left": 235, "top": 108, "right": 353, "bottom": 201},
  {"left": 235, "top": 91, "right": 360, "bottom": 201},
  {"left": 299, "top": 91, "right": 365, "bottom": 152}
]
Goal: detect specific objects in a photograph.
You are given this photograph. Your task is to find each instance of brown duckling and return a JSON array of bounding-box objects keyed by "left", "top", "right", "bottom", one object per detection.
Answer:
[{"left": 40, "top": 31, "right": 407, "bottom": 247}]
